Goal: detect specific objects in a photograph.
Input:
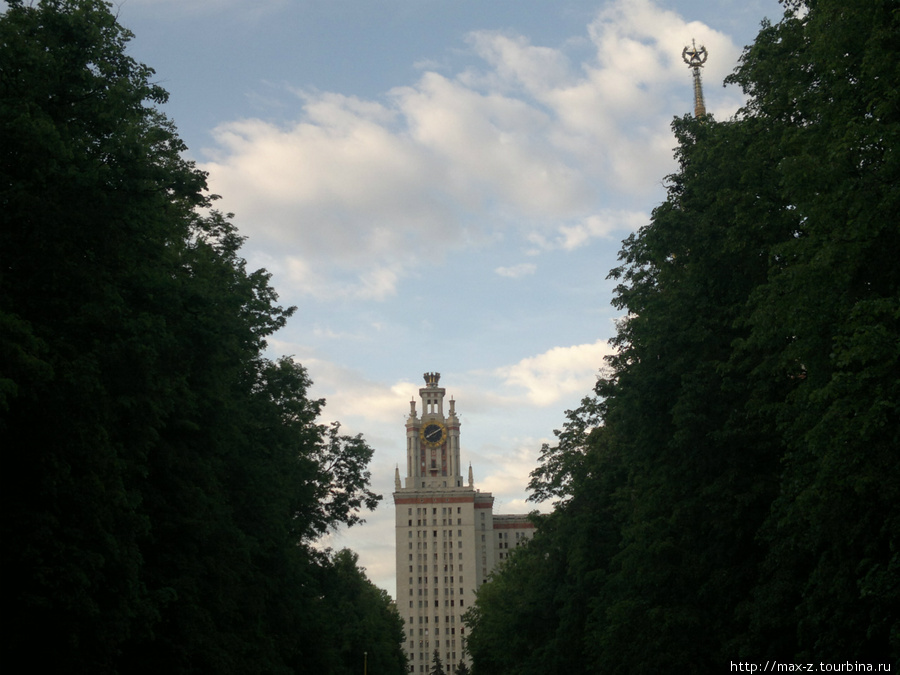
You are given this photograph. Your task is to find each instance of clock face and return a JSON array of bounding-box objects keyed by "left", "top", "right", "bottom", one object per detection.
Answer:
[{"left": 422, "top": 422, "right": 444, "bottom": 446}]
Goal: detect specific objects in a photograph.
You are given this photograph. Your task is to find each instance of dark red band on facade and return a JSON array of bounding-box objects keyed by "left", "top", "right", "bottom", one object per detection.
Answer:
[{"left": 394, "top": 495, "right": 476, "bottom": 505}]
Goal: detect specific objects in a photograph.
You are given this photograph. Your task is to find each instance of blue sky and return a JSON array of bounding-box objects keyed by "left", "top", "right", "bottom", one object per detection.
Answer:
[{"left": 113, "top": 0, "right": 786, "bottom": 594}]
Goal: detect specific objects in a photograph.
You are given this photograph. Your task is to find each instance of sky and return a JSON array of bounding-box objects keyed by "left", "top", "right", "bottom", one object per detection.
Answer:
[{"left": 111, "top": 0, "right": 786, "bottom": 596}]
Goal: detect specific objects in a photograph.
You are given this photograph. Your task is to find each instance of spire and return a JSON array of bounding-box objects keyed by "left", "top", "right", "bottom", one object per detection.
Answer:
[{"left": 682, "top": 39, "right": 708, "bottom": 118}]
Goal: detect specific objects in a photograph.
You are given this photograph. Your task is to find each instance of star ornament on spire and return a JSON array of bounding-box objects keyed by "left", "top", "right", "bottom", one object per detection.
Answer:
[
  {"left": 682, "top": 40, "right": 708, "bottom": 69},
  {"left": 682, "top": 39, "right": 709, "bottom": 118}
]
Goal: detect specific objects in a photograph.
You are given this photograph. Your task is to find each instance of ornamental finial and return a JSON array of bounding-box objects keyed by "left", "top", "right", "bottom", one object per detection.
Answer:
[
  {"left": 682, "top": 39, "right": 708, "bottom": 118},
  {"left": 423, "top": 372, "right": 441, "bottom": 387}
]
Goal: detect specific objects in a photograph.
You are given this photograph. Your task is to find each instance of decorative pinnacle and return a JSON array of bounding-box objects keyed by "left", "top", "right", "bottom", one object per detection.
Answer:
[
  {"left": 423, "top": 372, "right": 441, "bottom": 387},
  {"left": 682, "top": 39, "right": 708, "bottom": 69},
  {"left": 682, "top": 39, "right": 708, "bottom": 118}
]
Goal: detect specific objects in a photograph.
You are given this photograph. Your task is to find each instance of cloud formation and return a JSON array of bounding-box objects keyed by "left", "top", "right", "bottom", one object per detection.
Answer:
[
  {"left": 495, "top": 263, "right": 537, "bottom": 278},
  {"left": 496, "top": 339, "right": 614, "bottom": 406},
  {"left": 201, "top": 0, "right": 744, "bottom": 301}
]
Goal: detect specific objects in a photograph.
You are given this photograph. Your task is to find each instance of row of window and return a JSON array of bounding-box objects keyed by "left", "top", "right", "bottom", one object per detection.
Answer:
[
  {"left": 409, "top": 614, "right": 459, "bottom": 625},
  {"left": 409, "top": 518, "right": 463, "bottom": 526},
  {"left": 409, "top": 653, "right": 458, "bottom": 669},
  {"left": 410, "top": 541, "right": 464, "bottom": 551},
  {"left": 408, "top": 563, "right": 464, "bottom": 573},
  {"left": 409, "top": 576, "right": 463, "bottom": 585},
  {"left": 408, "top": 507, "right": 463, "bottom": 516},
  {"left": 407, "top": 544, "right": 463, "bottom": 560},
  {"left": 412, "top": 626, "right": 461, "bottom": 636},
  {"left": 407, "top": 599, "right": 465, "bottom": 608},
  {"left": 410, "top": 639, "right": 458, "bottom": 650},
  {"left": 410, "top": 529, "right": 464, "bottom": 539},
  {"left": 411, "top": 587, "right": 464, "bottom": 596}
]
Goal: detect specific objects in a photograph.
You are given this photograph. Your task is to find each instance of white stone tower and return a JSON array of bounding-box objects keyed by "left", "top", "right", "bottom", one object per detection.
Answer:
[{"left": 394, "top": 373, "right": 535, "bottom": 674}]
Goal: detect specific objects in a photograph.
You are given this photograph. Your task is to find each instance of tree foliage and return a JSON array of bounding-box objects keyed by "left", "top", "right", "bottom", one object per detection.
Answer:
[
  {"left": 465, "top": 0, "right": 899, "bottom": 671},
  {"left": 316, "top": 549, "right": 409, "bottom": 675},
  {"left": 0, "top": 1, "right": 400, "bottom": 672},
  {"left": 430, "top": 648, "right": 446, "bottom": 675}
]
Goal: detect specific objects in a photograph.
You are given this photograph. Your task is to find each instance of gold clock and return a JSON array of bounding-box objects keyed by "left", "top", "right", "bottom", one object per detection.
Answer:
[{"left": 420, "top": 421, "right": 446, "bottom": 446}]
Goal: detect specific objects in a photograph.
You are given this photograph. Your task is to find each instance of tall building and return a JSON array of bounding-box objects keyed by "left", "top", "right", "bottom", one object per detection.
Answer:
[{"left": 393, "top": 372, "right": 536, "bottom": 673}]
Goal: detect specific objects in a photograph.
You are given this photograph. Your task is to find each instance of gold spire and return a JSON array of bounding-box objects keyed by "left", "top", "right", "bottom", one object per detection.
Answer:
[{"left": 681, "top": 40, "right": 708, "bottom": 118}]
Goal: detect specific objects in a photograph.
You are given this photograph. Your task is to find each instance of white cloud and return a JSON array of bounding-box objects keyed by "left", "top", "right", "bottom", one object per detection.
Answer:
[
  {"left": 200, "top": 0, "right": 744, "bottom": 300},
  {"left": 496, "top": 339, "right": 615, "bottom": 406},
  {"left": 495, "top": 263, "right": 537, "bottom": 278},
  {"left": 527, "top": 209, "right": 648, "bottom": 251}
]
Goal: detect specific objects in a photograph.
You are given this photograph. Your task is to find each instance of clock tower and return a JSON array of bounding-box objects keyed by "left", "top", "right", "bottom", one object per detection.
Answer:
[
  {"left": 404, "top": 372, "right": 463, "bottom": 489},
  {"left": 394, "top": 372, "right": 536, "bottom": 674}
]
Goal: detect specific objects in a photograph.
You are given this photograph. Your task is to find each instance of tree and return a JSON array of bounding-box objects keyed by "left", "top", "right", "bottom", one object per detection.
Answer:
[
  {"left": 466, "top": 417, "right": 623, "bottom": 675},
  {"left": 466, "top": 0, "right": 898, "bottom": 670},
  {"left": 454, "top": 659, "right": 471, "bottom": 675},
  {"left": 315, "top": 549, "right": 408, "bottom": 675},
  {"left": 725, "top": 0, "right": 900, "bottom": 660},
  {"left": 0, "top": 1, "right": 386, "bottom": 671},
  {"left": 430, "top": 649, "right": 446, "bottom": 675},
  {"left": 1, "top": 1, "right": 210, "bottom": 667}
]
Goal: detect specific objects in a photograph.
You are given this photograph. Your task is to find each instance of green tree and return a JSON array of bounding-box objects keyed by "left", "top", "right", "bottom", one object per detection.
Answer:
[
  {"left": 725, "top": 0, "right": 900, "bottom": 661},
  {"left": 467, "top": 0, "right": 898, "bottom": 670},
  {"left": 430, "top": 649, "right": 446, "bottom": 675},
  {"left": 316, "top": 549, "right": 408, "bottom": 675},
  {"left": 1, "top": 0, "right": 210, "bottom": 667},
  {"left": 0, "top": 1, "right": 385, "bottom": 672},
  {"left": 466, "top": 412, "right": 623, "bottom": 675}
]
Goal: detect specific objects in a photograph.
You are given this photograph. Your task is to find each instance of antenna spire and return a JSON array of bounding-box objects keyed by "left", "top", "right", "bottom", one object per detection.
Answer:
[{"left": 682, "top": 39, "right": 708, "bottom": 118}]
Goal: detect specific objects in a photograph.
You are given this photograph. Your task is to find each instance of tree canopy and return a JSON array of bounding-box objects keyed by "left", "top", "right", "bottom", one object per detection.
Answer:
[
  {"left": 0, "top": 1, "right": 404, "bottom": 672},
  {"left": 465, "top": 0, "right": 899, "bottom": 671}
]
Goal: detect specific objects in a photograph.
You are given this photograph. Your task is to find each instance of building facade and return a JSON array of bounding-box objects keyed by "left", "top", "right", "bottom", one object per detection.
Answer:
[{"left": 393, "top": 373, "right": 536, "bottom": 673}]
